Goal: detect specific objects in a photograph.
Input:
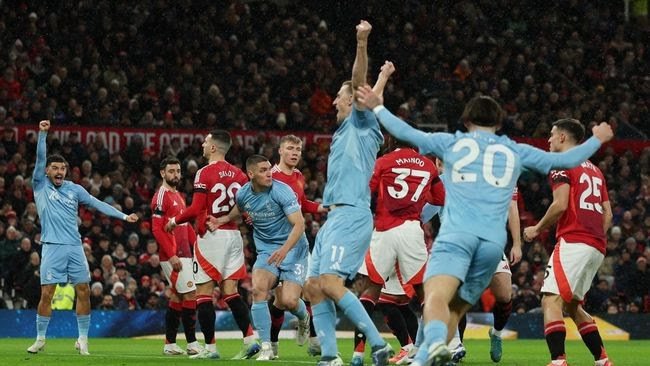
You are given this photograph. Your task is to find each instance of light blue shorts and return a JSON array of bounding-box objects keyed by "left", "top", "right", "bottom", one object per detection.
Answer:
[
  {"left": 307, "top": 205, "right": 373, "bottom": 280},
  {"left": 40, "top": 243, "right": 90, "bottom": 285},
  {"left": 425, "top": 232, "right": 503, "bottom": 305},
  {"left": 254, "top": 242, "right": 308, "bottom": 286}
]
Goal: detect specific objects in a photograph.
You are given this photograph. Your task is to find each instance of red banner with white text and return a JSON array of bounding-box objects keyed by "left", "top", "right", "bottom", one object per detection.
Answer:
[
  {"left": 9, "top": 126, "right": 335, "bottom": 155},
  {"left": 7, "top": 125, "right": 649, "bottom": 156}
]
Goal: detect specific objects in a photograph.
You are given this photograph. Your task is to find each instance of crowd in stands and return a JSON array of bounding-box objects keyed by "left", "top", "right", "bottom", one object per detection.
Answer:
[{"left": 0, "top": 1, "right": 649, "bottom": 314}]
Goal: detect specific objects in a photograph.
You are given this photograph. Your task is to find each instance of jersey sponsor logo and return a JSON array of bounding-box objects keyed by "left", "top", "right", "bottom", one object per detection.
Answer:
[
  {"left": 550, "top": 170, "right": 568, "bottom": 180},
  {"left": 48, "top": 189, "right": 76, "bottom": 207}
]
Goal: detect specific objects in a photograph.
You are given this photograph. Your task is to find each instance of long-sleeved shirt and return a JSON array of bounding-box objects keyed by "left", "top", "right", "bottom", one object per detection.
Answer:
[{"left": 33, "top": 131, "right": 128, "bottom": 245}]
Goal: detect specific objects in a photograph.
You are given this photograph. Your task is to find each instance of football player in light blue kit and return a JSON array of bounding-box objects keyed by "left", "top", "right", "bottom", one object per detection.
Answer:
[
  {"left": 303, "top": 20, "right": 394, "bottom": 366},
  {"left": 233, "top": 155, "right": 311, "bottom": 360},
  {"left": 27, "top": 120, "right": 139, "bottom": 356},
  {"left": 355, "top": 89, "right": 614, "bottom": 366}
]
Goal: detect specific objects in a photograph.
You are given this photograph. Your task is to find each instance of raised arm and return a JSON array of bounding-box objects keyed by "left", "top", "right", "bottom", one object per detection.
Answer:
[
  {"left": 372, "top": 61, "right": 395, "bottom": 99},
  {"left": 351, "top": 20, "right": 371, "bottom": 104},
  {"left": 520, "top": 123, "right": 613, "bottom": 173},
  {"left": 357, "top": 84, "right": 447, "bottom": 156},
  {"left": 33, "top": 120, "right": 50, "bottom": 188}
]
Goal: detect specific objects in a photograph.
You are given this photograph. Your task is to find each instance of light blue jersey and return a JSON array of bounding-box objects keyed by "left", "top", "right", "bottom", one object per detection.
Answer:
[
  {"left": 236, "top": 179, "right": 308, "bottom": 251},
  {"left": 420, "top": 203, "right": 442, "bottom": 223},
  {"left": 33, "top": 132, "right": 128, "bottom": 245},
  {"left": 322, "top": 106, "right": 383, "bottom": 208},
  {"left": 374, "top": 107, "right": 602, "bottom": 246}
]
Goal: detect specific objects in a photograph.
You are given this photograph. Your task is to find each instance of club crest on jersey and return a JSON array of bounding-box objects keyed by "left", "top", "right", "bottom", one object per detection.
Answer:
[{"left": 187, "top": 281, "right": 194, "bottom": 287}]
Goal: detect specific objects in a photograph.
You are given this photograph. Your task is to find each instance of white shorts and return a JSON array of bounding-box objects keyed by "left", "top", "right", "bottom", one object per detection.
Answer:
[
  {"left": 161, "top": 257, "right": 196, "bottom": 294},
  {"left": 381, "top": 266, "right": 405, "bottom": 296},
  {"left": 194, "top": 230, "right": 247, "bottom": 284},
  {"left": 494, "top": 253, "right": 512, "bottom": 275},
  {"left": 358, "top": 221, "right": 427, "bottom": 286},
  {"left": 541, "top": 238, "right": 604, "bottom": 302}
]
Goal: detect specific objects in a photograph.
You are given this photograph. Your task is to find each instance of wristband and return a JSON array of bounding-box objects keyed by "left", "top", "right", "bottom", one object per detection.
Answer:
[{"left": 372, "top": 105, "right": 386, "bottom": 114}]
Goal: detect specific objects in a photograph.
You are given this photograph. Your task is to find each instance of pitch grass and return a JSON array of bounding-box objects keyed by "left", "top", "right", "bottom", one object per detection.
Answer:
[{"left": 6, "top": 338, "right": 650, "bottom": 365}]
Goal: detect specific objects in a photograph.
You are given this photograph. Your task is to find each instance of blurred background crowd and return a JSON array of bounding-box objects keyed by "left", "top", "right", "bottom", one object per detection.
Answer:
[{"left": 0, "top": 1, "right": 649, "bottom": 314}]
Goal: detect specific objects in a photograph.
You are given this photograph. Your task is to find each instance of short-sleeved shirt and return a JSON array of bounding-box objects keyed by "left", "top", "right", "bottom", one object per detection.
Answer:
[
  {"left": 549, "top": 161, "right": 609, "bottom": 253},
  {"left": 370, "top": 148, "right": 444, "bottom": 231},
  {"left": 236, "top": 179, "right": 308, "bottom": 250},
  {"left": 322, "top": 107, "right": 383, "bottom": 208}
]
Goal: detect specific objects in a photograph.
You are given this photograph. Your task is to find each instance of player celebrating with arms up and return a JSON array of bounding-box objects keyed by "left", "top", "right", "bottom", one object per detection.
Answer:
[
  {"left": 356, "top": 87, "right": 613, "bottom": 366},
  {"left": 304, "top": 20, "right": 394, "bottom": 366},
  {"left": 27, "top": 120, "right": 138, "bottom": 356}
]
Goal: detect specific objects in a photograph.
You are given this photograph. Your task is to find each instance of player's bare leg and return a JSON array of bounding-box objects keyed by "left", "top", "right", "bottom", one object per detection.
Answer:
[
  {"left": 275, "top": 281, "right": 310, "bottom": 348},
  {"left": 190, "top": 281, "right": 220, "bottom": 359},
  {"left": 250, "top": 269, "right": 278, "bottom": 360},
  {"left": 488, "top": 272, "right": 513, "bottom": 362},
  {"left": 27, "top": 284, "right": 56, "bottom": 354},
  {"left": 223, "top": 278, "right": 260, "bottom": 359},
  {"left": 74, "top": 283, "right": 91, "bottom": 355},
  {"left": 565, "top": 300, "right": 612, "bottom": 365}
]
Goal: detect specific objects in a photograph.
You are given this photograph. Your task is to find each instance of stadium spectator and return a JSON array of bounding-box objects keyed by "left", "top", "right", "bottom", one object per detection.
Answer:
[{"left": 89, "top": 282, "right": 104, "bottom": 310}]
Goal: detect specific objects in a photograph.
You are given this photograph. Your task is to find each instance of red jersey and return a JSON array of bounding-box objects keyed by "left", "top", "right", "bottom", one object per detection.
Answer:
[
  {"left": 151, "top": 187, "right": 195, "bottom": 261},
  {"left": 549, "top": 160, "right": 609, "bottom": 254},
  {"left": 175, "top": 160, "right": 248, "bottom": 234},
  {"left": 370, "top": 148, "right": 444, "bottom": 231},
  {"left": 271, "top": 164, "right": 320, "bottom": 214}
]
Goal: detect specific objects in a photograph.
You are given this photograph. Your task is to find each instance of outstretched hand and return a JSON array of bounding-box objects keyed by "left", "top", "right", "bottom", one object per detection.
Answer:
[
  {"left": 39, "top": 120, "right": 50, "bottom": 131},
  {"left": 356, "top": 85, "right": 383, "bottom": 110}
]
